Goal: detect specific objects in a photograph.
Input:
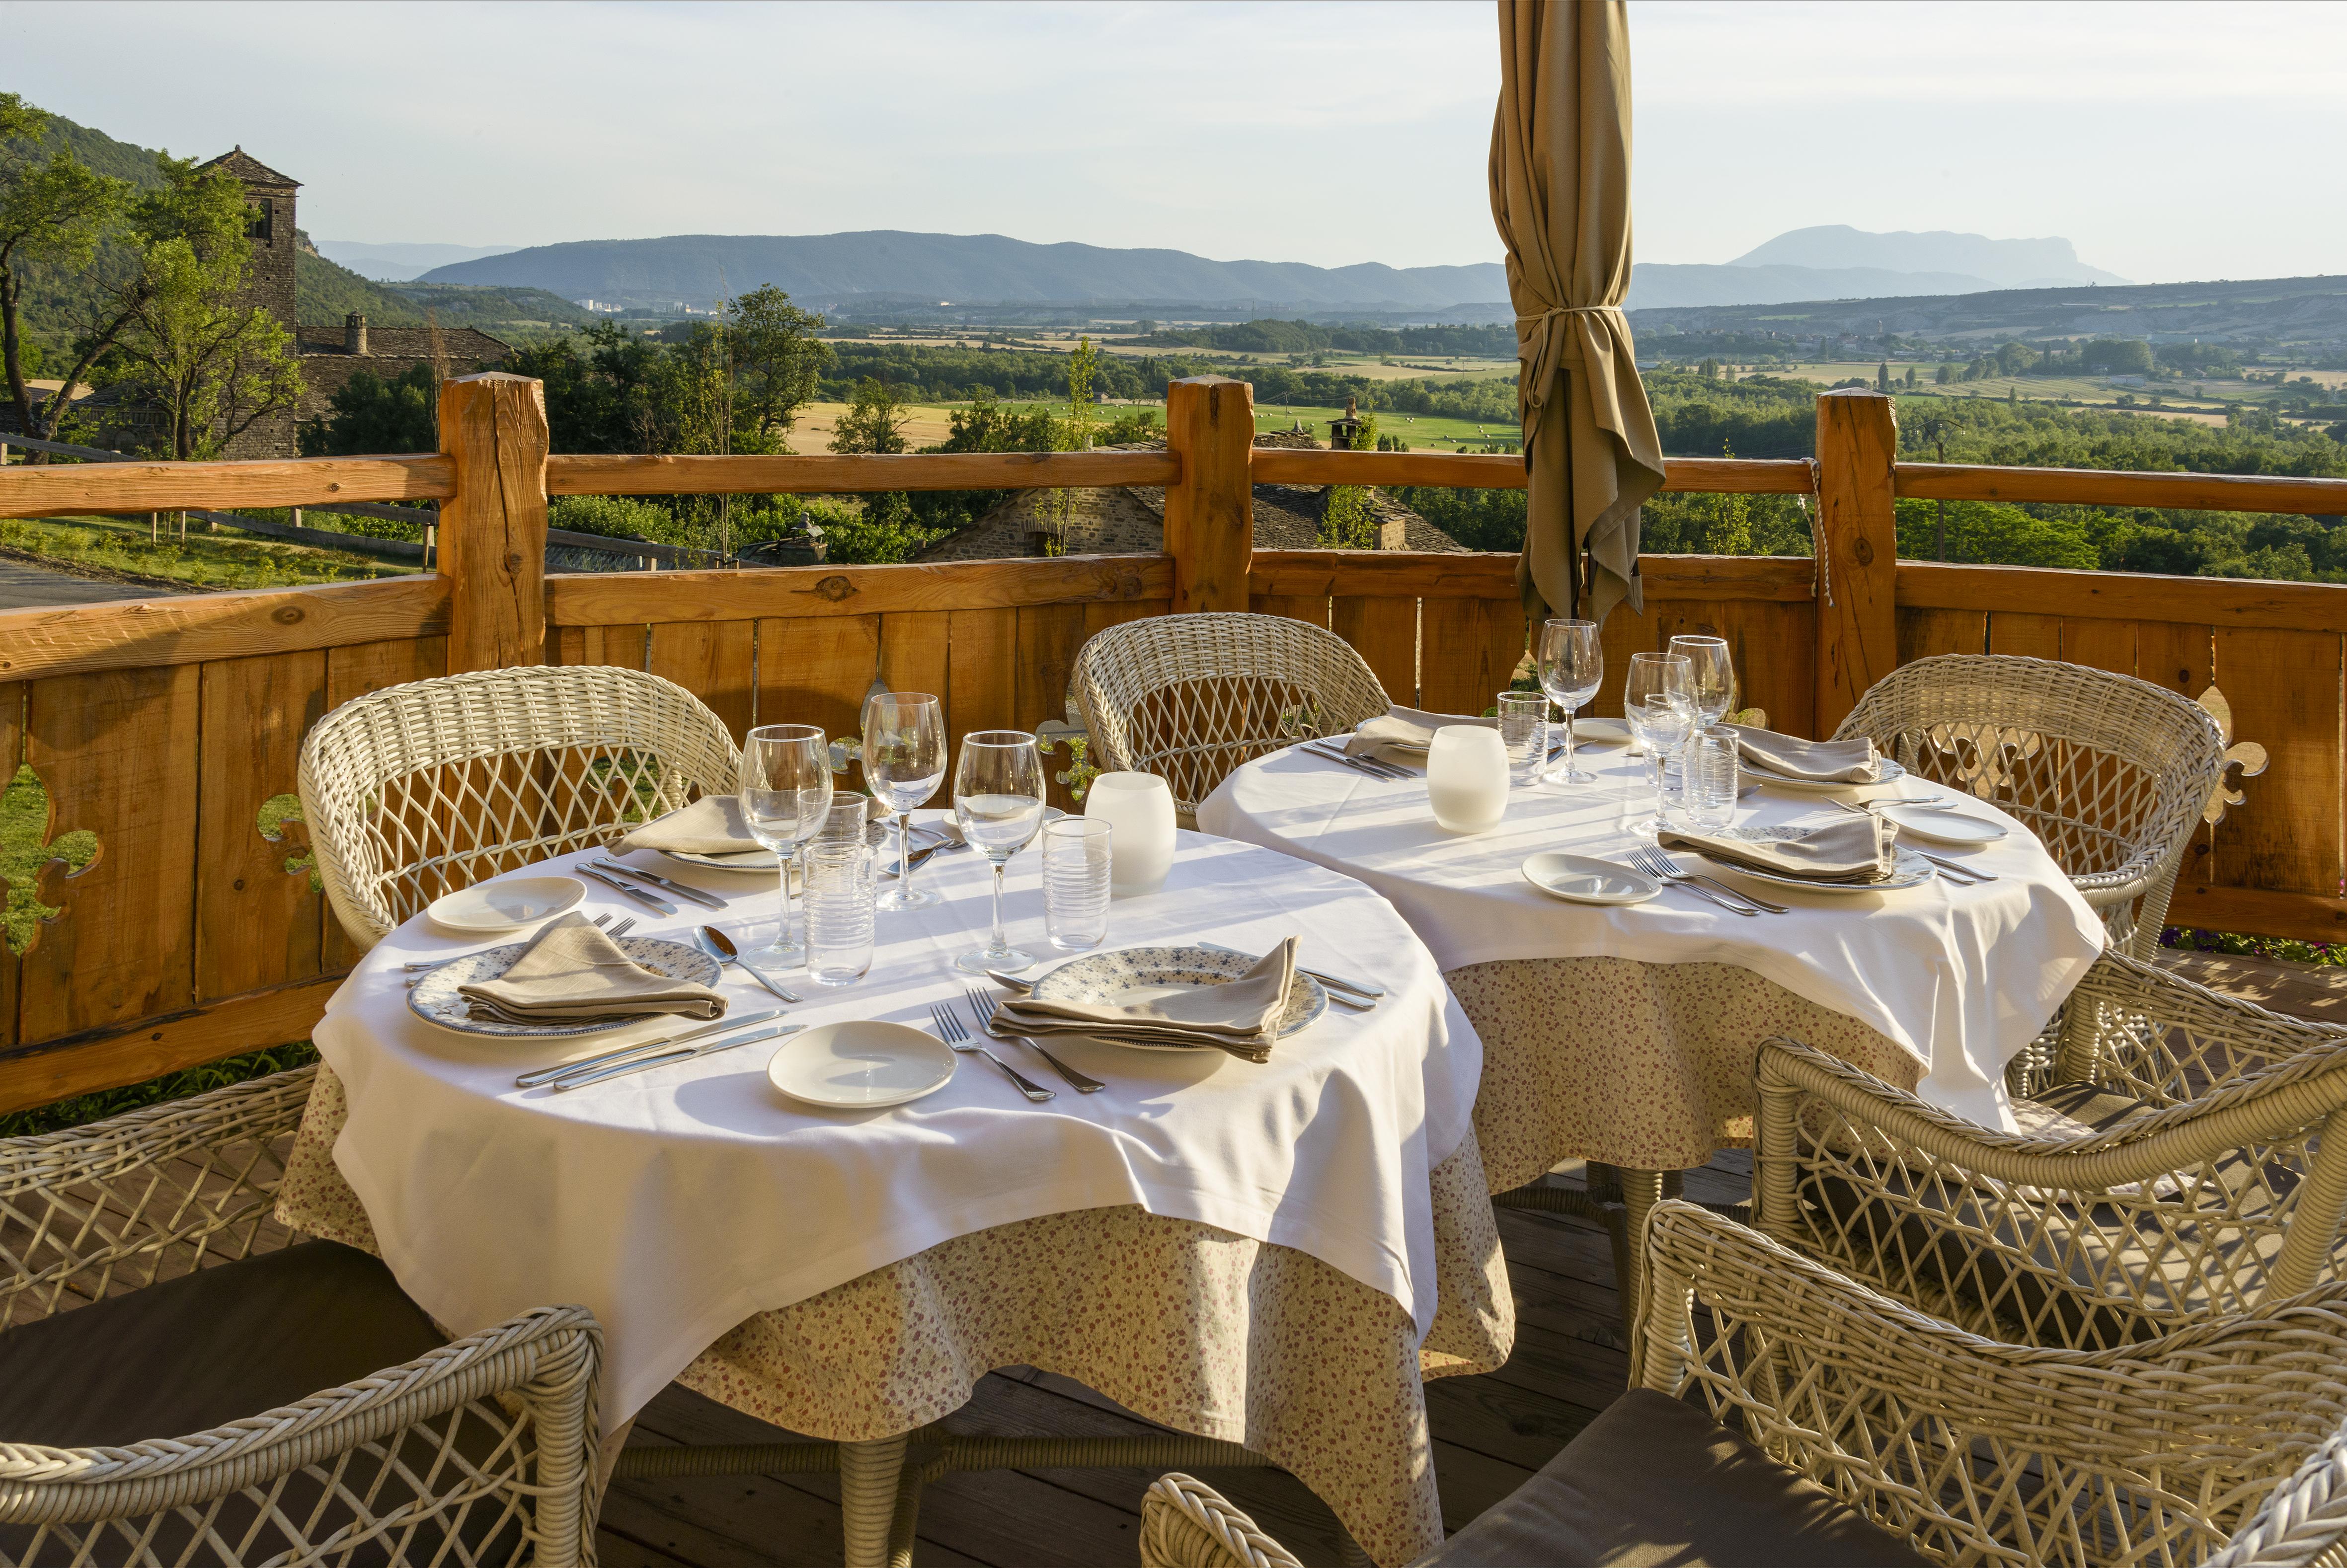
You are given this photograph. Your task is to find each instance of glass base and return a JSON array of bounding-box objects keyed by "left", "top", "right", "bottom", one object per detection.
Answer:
[
  {"left": 956, "top": 944, "right": 1037, "bottom": 974},
  {"left": 875, "top": 885, "right": 938, "bottom": 911},
  {"left": 753, "top": 937, "right": 806, "bottom": 968},
  {"left": 1544, "top": 762, "right": 1597, "bottom": 785}
]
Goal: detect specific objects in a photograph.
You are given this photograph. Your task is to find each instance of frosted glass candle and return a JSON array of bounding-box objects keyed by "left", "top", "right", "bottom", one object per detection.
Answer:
[
  {"left": 1084, "top": 771, "right": 1176, "bottom": 896},
  {"left": 1426, "top": 726, "right": 1510, "bottom": 832}
]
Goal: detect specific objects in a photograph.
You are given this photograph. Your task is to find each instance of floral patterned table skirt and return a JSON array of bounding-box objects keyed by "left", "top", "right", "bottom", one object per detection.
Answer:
[
  {"left": 278, "top": 1066, "right": 1514, "bottom": 1567},
  {"left": 1452, "top": 956, "right": 1925, "bottom": 1190}
]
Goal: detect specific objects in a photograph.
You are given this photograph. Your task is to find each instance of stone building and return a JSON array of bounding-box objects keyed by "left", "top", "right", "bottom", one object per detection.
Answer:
[{"left": 196, "top": 149, "right": 302, "bottom": 457}]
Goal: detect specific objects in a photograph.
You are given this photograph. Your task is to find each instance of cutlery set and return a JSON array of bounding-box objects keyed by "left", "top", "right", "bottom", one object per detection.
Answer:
[
  {"left": 1624, "top": 845, "right": 1784, "bottom": 916},
  {"left": 1827, "top": 799, "right": 2000, "bottom": 884}
]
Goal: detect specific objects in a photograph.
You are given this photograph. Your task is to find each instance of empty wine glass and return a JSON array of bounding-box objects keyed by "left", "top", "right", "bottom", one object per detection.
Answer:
[
  {"left": 952, "top": 730, "right": 1047, "bottom": 974},
  {"left": 741, "top": 724, "right": 834, "bottom": 966},
  {"left": 1538, "top": 619, "right": 1603, "bottom": 784},
  {"left": 1668, "top": 635, "right": 1736, "bottom": 732},
  {"left": 863, "top": 692, "right": 947, "bottom": 911},
  {"left": 1623, "top": 652, "right": 1694, "bottom": 837}
]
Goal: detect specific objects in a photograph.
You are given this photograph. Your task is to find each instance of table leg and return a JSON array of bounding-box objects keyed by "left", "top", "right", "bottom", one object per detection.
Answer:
[
  {"left": 1619, "top": 1167, "right": 1666, "bottom": 1346},
  {"left": 841, "top": 1434, "right": 909, "bottom": 1568}
]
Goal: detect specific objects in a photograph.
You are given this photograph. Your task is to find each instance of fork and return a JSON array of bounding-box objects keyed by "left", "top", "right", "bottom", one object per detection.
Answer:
[
  {"left": 1627, "top": 844, "right": 1769, "bottom": 916},
  {"left": 928, "top": 1002, "right": 1055, "bottom": 1101},
  {"left": 963, "top": 989, "right": 1103, "bottom": 1092},
  {"left": 1303, "top": 741, "right": 1408, "bottom": 781}
]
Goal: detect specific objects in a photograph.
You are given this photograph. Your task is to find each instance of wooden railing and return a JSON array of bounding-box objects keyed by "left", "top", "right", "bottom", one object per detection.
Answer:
[{"left": 1, "top": 374, "right": 2345, "bottom": 1113}]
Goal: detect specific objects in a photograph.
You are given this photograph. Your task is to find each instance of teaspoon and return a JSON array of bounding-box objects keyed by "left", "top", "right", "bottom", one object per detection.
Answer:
[{"left": 695, "top": 925, "right": 803, "bottom": 1004}]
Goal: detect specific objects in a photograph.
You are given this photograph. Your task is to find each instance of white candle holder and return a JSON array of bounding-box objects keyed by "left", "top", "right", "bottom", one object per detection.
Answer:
[
  {"left": 1427, "top": 727, "right": 1510, "bottom": 832},
  {"left": 1084, "top": 772, "right": 1176, "bottom": 896}
]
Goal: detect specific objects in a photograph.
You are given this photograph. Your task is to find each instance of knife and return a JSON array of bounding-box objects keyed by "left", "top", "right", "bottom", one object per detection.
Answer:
[
  {"left": 515, "top": 1007, "right": 782, "bottom": 1087},
  {"left": 1196, "top": 941, "right": 1386, "bottom": 999},
  {"left": 590, "top": 857, "right": 728, "bottom": 909},
  {"left": 576, "top": 864, "right": 677, "bottom": 915},
  {"left": 550, "top": 1024, "right": 797, "bottom": 1092}
]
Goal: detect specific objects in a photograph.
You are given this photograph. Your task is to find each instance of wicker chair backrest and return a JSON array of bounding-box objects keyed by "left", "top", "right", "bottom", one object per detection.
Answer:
[
  {"left": 297, "top": 665, "right": 740, "bottom": 951},
  {"left": 1069, "top": 612, "right": 1393, "bottom": 821}
]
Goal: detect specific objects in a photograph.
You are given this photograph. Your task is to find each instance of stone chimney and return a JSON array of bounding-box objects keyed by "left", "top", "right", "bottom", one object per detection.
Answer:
[{"left": 345, "top": 312, "right": 368, "bottom": 355}]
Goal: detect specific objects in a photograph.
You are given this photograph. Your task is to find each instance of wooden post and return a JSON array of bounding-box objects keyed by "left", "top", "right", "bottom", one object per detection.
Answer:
[
  {"left": 1811, "top": 388, "right": 1899, "bottom": 737},
  {"left": 438, "top": 372, "right": 550, "bottom": 672},
  {"left": 1163, "top": 374, "right": 1254, "bottom": 612}
]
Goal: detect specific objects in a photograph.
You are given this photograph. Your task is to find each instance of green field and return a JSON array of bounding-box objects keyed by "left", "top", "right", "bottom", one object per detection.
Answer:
[{"left": 0, "top": 512, "right": 396, "bottom": 591}]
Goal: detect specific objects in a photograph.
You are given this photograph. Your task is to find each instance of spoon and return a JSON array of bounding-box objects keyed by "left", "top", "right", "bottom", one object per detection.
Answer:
[{"left": 695, "top": 925, "right": 803, "bottom": 1004}]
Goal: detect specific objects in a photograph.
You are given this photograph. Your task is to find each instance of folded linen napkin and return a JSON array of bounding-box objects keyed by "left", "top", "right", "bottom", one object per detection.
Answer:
[
  {"left": 619, "top": 796, "right": 765, "bottom": 857},
  {"left": 1734, "top": 727, "right": 1883, "bottom": 785},
  {"left": 991, "top": 937, "right": 1301, "bottom": 1064},
  {"left": 1658, "top": 814, "right": 1898, "bottom": 886},
  {"left": 458, "top": 912, "right": 727, "bottom": 1025},
  {"left": 1343, "top": 705, "right": 1496, "bottom": 765}
]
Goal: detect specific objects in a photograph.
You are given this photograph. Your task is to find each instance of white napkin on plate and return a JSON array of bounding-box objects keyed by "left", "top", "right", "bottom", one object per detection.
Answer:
[
  {"left": 1344, "top": 705, "right": 1496, "bottom": 765},
  {"left": 1735, "top": 728, "right": 1884, "bottom": 785},
  {"left": 619, "top": 796, "right": 765, "bottom": 856},
  {"left": 991, "top": 938, "right": 1300, "bottom": 1063},
  {"left": 458, "top": 912, "right": 727, "bottom": 1024},
  {"left": 1658, "top": 814, "right": 1898, "bottom": 885}
]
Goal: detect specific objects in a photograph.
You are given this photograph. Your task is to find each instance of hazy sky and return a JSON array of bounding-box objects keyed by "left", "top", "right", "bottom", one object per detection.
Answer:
[{"left": 7, "top": 0, "right": 2342, "bottom": 283}]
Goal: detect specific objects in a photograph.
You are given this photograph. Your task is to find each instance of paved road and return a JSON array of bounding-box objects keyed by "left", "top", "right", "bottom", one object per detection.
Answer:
[{"left": 0, "top": 556, "right": 167, "bottom": 609}]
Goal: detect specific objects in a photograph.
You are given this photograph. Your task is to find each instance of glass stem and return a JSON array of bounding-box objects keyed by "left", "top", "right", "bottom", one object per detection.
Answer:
[
  {"left": 896, "top": 811, "right": 913, "bottom": 894},
  {"left": 987, "top": 860, "right": 1008, "bottom": 955},
  {"left": 779, "top": 858, "right": 794, "bottom": 947}
]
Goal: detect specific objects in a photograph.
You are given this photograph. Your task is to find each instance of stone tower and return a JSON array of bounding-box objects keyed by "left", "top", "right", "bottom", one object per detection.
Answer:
[{"left": 195, "top": 148, "right": 301, "bottom": 456}]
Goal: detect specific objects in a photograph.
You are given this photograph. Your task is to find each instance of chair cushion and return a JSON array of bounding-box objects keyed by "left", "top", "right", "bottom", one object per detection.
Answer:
[{"left": 1414, "top": 1388, "right": 1928, "bottom": 1567}]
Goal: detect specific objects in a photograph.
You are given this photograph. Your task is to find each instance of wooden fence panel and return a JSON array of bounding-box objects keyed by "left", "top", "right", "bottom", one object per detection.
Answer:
[
  {"left": 321, "top": 637, "right": 449, "bottom": 971},
  {"left": 1895, "top": 608, "right": 1986, "bottom": 667},
  {"left": 758, "top": 614, "right": 880, "bottom": 746},
  {"left": 2057, "top": 618, "right": 2136, "bottom": 677},
  {"left": 20, "top": 667, "right": 200, "bottom": 1044},
  {"left": 1331, "top": 597, "right": 1417, "bottom": 706},
  {"left": 195, "top": 652, "right": 327, "bottom": 1001},
  {"left": 946, "top": 608, "right": 1018, "bottom": 742},
  {"left": 1250, "top": 595, "right": 1330, "bottom": 629},
  {"left": 2135, "top": 623, "right": 2213, "bottom": 705},
  {"left": 1986, "top": 613, "right": 2063, "bottom": 661},
  {"left": 1419, "top": 597, "right": 1525, "bottom": 717},
  {"left": 2210, "top": 628, "right": 2343, "bottom": 900},
  {"left": 1636, "top": 599, "right": 1816, "bottom": 738},
  {"left": 649, "top": 621, "right": 756, "bottom": 743},
  {"left": 0, "top": 681, "right": 20, "bottom": 1055},
  {"left": 879, "top": 611, "right": 952, "bottom": 705},
  {"left": 1016, "top": 602, "right": 1091, "bottom": 810}
]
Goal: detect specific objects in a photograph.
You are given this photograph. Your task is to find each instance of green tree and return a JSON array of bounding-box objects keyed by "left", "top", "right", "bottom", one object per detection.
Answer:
[
  {"left": 1063, "top": 334, "right": 1098, "bottom": 450},
  {"left": 1876, "top": 361, "right": 1890, "bottom": 393},
  {"left": 830, "top": 376, "right": 909, "bottom": 454},
  {"left": 0, "top": 94, "right": 132, "bottom": 442},
  {"left": 299, "top": 361, "right": 436, "bottom": 455},
  {"left": 729, "top": 283, "right": 830, "bottom": 445},
  {"left": 1935, "top": 361, "right": 1954, "bottom": 385},
  {"left": 1320, "top": 486, "right": 1378, "bottom": 549}
]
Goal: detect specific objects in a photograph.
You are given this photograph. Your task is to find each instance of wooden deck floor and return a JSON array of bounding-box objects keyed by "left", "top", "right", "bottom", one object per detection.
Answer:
[{"left": 593, "top": 948, "right": 2344, "bottom": 1568}]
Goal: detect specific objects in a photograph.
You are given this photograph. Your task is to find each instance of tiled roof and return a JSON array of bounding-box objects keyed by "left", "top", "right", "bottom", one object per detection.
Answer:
[
  {"left": 198, "top": 148, "right": 300, "bottom": 188},
  {"left": 294, "top": 325, "right": 511, "bottom": 359}
]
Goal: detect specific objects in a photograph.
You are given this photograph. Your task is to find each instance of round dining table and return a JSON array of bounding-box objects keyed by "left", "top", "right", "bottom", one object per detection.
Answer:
[
  {"left": 1197, "top": 728, "right": 2109, "bottom": 1314},
  {"left": 276, "top": 816, "right": 1509, "bottom": 1568}
]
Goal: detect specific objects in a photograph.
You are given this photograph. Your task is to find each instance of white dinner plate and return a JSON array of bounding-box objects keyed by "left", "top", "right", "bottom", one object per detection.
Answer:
[
  {"left": 1742, "top": 757, "right": 1909, "bottom": 793},
  {"left": 426, "top": 876, "right": 585, "bottom": 934},
  {"left": 768, "top": 1020, "right": 957, "bottom": 1109},
  {"left": 1876, "top": 801, "right": 2007, "bottom": 845},
  {"left": 1698, "top": 845, "right": 1939, "bottom": 896},
  {"left": 406, "top": 936, "right": 721, "bottom": 1038},
  {"left": 1026, "top": 946, "right": 1327, "bottom": 1047},
  {"left": 1520, "top": 852, "right": 1659, "bottom": 906}
]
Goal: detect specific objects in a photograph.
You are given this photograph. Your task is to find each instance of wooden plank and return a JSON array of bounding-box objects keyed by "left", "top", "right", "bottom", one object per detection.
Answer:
[
  {"left": 2210, "top": 629, "right": 2342, "bottom": 899},
  {"left": 2135, "top": 621, "right": 2213, "bottom": 704},
  {"left": 946, "top": 608, "right": 1018, "bottom": 744},
  {"left": 0, "top": 576, "right": 449, "bottom": 684},
  {"left": 1248, "top": 550, "right": 1814, "bottom": 604},
  {"left": 18, "top": 666, "right": 200, "bottom": 1045},
  {"left": 1016, "top": 603, "right": 1090, "bottom": 812},
  {"left": 1812, "top": 389, "right": 1900, "bottom": 738},
  {"left": 0, "top": 974, "right": 340, "bottom": 1115},
  {"left": 1895, "top": 607, "right": 1985, "bottom": 668},
  {"left": 878, "top": 611, "right": 951, "bottom": 709},
  {"left": 439, "top": 373, "right": 550, "bottom": 672},
  {"left": 1643, "top": 600, "right": 1815, "bottom": 739},
  {"left": 548, "top": 447, "right": 1178, "bottom": 499},
  {"left": 1986, "top": 612, "right": 2062, "bottom": 661},
  {"left": 756, "top": 615, "right": 881, "bottom": 747},
  {"left": 1164, "top": 376, "right": 1254, "bottom": 613},
  {"left": 2059, "top": 617, "right": 2137, "bottom": 677},
  {"left": 0, "top": 681, "right": 19, "bottom": 1055},
  {"left": 1899, "top": 560, "right": 2347, "bottom": 635},
  {"left": 1246, "top": 594, "right": 1329, "bottom": 628},
  {"left": 321, "top": 637, "right": 449, "bottom": 969},
  {"left": 546, "top": 555, "right": 1172, "bottom": 629},
  {"left": 0, "top": 454, "right": 454, "bottom": 521},
  {"left": 2166, "top": 884, "right": 2347, "bottom": 946},
  {"left": 195, "top": 652, "right": 328, "bottom": 1000},
  {"left": 1330, "top": 597, "right": 1417, "bottom": 706},
  {"left": 648, "top": 621, "right": 756, "bottom": 743},
  {"left": 1897, "top": 462, "right": 2347, "bottom": 518},
  {"left": 1419, "top": 596, "right": 1525, "bottom": 717},
  {"left": 1248, "top": 448, "right": 1812, "bottom": 496}
]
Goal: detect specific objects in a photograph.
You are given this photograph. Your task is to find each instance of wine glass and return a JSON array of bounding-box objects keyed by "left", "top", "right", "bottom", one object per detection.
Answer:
[
  {"left": 952, "top": 730, "right": 1047, "bottom": 974},
  {"left": 741, "top": 724, "right": 834, "bottom": 966},
  {"left": 1537, "top": 619, "right": 1603, "bottom": 784},
  {"left": 863, "top": 693, "right": 947, "bottom": 911},
  {"left": 1623, "top": 652, "right": 1694, "bottom": 837},
  {"left": 1668, "top": 635, "right": 1736, "bottom": 733}
]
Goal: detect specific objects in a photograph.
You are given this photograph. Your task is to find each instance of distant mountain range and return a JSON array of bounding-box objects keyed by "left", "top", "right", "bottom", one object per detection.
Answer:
[
  {"left": 1728, "top": 226, "right": 2128, "bottom": 289},
  {"left": 316, "top": 240, "right": 526, "bottom": 282}
]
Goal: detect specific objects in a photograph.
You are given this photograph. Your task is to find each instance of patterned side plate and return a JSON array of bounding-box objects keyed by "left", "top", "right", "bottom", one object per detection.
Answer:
[
  {"left": 406, "top": 936, "right": 722, "bottom": 1039},
  {"left": 1026, "top": 946, "right": 1328, "bottom": 1045}
]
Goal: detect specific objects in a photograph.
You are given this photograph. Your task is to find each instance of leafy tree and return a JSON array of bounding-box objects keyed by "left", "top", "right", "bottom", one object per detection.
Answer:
[
  {"left": 830, "top": 376, "right": 909, "bottom": 454},
  {"left": 729, "top": 284, "right": 830, "bottom": 445},
  {"left": 299, "top": 361, "right": 436, "bottom": 455},
  {"left": 0, "top": 94, "right": 131, "bottom": 443},
  {"left": 1063, "top": 334, "right": 1098, "bottom": 450},
  {"left": 1320, "top": 486, "right": 1377, "bottom": 549}
]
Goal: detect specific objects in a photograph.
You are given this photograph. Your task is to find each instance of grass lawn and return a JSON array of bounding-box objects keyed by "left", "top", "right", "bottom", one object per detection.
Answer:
[{"left": 0, "top": 512, "right": 412, "bottom": 592}]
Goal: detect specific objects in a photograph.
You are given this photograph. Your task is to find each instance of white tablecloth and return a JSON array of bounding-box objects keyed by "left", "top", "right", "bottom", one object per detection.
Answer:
[
  {"left": 313, "top": 818, "right": 1481, "bottom": 1430},
  {"left": 1197, "top": 740, "right": 2107, "bottom": 1128}
]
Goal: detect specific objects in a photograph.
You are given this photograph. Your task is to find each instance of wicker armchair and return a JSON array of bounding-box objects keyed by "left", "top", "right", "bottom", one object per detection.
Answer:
[
  {"left": 299, "top": 664, "right": 740, "bottom": 951},
  {"left": 1833, "top": 654, "right": 2225, "bottom": 958},
  {"left": 1754, "top": 946, "right": 2347, "bottom": 1351},
  {"left": 1143, "top": 1202, "right": 2347, "bottom": 1568},
  {"left": 1069, "top": 612, "right": 1392, "bottom": 825},
  {"left": 0, "top": 1066, "right": 602, "bottom": 1566}
]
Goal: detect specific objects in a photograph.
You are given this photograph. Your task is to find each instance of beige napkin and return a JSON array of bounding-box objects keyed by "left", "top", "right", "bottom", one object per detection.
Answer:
[
  {"left": 1734, "top": 727, "right": 1883, "bottom": 784},
  {"left": 991, "top": 937, "right": 1301, "bottom": 1064},
  {"left": 619, "top": 796, "right": 766, "bottom": 857},
  {"left": 458, "top": 912, "right": 727, "bottom": 1025},
  {"left": 1343, "top": 705, "right": 1495, "bottom": 767},
  {"left": 1658, "top": 815, "right": 1898, "bottom": 886}
]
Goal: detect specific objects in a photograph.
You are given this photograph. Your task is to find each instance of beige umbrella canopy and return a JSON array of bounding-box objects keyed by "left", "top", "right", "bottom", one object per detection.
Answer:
[{"left": 1489, "top": 0, "right": 1666, "bottom": 629}]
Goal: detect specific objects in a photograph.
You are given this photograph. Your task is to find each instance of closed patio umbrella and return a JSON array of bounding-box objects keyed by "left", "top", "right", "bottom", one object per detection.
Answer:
[{"left": 1490, "top": 0, "right": 1665, "bottom": 628}]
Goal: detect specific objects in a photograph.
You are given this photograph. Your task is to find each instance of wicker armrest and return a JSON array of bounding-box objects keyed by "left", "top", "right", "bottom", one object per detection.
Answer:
[
  {"left": 1, "top": 1065, "right": 317, "bottom": 1323},
  {"left": 2062, "top": 947, "right": 2347, "bottom": 1098},
  {"left": 1140, "top": 1473, "right": 1303, "bottom": 1568},
  {"left": 1637, "top": 1200, "right": 2347, "bottom": 1567}
]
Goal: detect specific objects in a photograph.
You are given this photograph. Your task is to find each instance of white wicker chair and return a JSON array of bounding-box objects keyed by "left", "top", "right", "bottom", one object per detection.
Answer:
[
  {"left": 1832, "top": 654, "right": 2225, "bottom": 959},
  {"left": 298, "top": 665, "right": 740, "bottom": 951},
  {"left": 1143, "top": 1202, "right": 2347, "bottom": 1568},
  {"left": 1068, "top": 612, "right": 1392, "bottom": 825},
  {"left": 0, "top": 1067, "right": 602, "bottom": 1567},
  {"left": 1753, "top": 946, "right": 2347, "bottom": 1352}
]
